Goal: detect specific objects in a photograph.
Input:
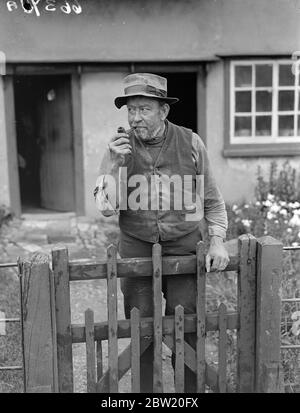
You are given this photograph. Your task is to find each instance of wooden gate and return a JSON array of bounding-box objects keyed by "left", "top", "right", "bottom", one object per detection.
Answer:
[{"left": 19, "top": 234, "right": 284, "bottom": 393}]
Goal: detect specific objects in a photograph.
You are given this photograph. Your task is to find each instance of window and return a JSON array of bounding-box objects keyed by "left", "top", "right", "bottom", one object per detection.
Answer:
[{"left": 224, "top": 59, "right": 300, "bottom": 157}]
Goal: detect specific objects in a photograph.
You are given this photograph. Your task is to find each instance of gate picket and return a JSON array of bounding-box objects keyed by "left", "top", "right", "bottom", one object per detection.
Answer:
[
  {"left": 237, "top": 234, "right": 257, "bottom": 392},
  {"left": 196, "top": 241, "right": 206, "bottom": 393},
  {"left": 52, "top": 247, "right": 74, "bottom": 393},
  {"left": 130, "top": 307, "right": 140, "bottom": 392},
  {"left": 85, "top": 309, "right": 96, "bottom": 393},
  {"left": 152, "top": 243, "right": 163, "bottom": 393},
  {"left": 107, "top": 244, "right": 118, "bottom": 393},
  {"left": 175, "top": 305, "right": 184, "bottom": 393}
]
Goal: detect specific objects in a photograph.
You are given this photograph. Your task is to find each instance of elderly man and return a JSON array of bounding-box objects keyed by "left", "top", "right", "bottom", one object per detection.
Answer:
[{"left": 94, "top": 73, "right": 229, "bottom": 393}]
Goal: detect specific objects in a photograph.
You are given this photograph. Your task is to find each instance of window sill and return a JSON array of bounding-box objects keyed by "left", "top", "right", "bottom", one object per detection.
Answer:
[{"left": 223, "top": 142, "right": 300, "bottom": 157}]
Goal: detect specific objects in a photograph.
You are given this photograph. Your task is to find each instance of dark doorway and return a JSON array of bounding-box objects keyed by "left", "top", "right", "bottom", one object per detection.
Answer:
[
  {"left": 159, "top": 72, "right": 197, "bottom": 131},
  {"left": 14, "top": 75, "right": 75, "bottom": 212}
]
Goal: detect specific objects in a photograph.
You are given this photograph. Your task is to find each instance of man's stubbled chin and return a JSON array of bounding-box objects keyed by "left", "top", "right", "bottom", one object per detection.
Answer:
[{"left": 133, "top": 127, "right": 150, "bottom": 141}]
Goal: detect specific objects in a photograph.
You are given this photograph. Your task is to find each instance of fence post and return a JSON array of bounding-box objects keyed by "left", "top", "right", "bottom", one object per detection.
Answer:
[
  {"left": 255, "top": 236, "right": 284, "bottom": 393},
  {"left": 21, "top": 252, "right": 55, "bottom": 392},
  {"left": 52, "top": 247, "right": 74, "bottom": 393},
  {"left": 237, "top": 234, "right": 257, "bottom": 392}
]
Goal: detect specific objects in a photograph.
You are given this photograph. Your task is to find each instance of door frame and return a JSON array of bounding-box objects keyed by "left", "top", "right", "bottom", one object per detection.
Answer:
[
  {"left": 128, "top": 63, "right": 207, "bottom": 144},
  {"left": 4, "top": 64, "right": 85, "bottom": 216}
]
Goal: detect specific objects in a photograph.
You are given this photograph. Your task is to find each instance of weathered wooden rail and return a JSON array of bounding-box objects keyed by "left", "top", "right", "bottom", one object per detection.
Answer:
[{"left": 19, "top": 234, "right": 284, "bottom": 393}]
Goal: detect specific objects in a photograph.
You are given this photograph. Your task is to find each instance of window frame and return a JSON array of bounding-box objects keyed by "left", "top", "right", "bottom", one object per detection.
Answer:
[{"left": 223, "top": 58, "right": 300, "bottom": 157}]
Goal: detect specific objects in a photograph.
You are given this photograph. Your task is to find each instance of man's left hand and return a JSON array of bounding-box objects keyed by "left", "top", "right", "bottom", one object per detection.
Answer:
[{"left": 206, "top": 236, "right": 229, "bottom": 273}]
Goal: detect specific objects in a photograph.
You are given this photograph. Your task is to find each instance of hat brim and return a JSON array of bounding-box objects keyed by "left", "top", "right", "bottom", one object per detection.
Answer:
[{"left": 114, "top": 93, "right": 179, "bottom": 109}]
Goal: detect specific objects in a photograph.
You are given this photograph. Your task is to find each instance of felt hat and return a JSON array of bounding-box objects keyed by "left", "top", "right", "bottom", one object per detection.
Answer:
[{"left": 114, "top": 73, "right": 179, "bottom": 109}]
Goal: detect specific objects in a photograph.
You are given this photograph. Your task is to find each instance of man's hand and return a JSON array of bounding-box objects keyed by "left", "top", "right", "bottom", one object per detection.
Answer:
[
  {"left": 206, "top": 236, "right": 229, "bottom": 273},
  {"left": 108, "top": 130, "right": 131, "bottom": 167}
]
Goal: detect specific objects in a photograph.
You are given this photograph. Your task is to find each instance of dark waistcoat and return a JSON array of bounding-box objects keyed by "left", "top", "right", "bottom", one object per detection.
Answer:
[{"left": 119, "top": 121, "right": 200, "bottom": 242}]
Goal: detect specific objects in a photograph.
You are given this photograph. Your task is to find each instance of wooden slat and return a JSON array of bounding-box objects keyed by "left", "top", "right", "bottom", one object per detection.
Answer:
[
  {"left": 107, "top": 244, "right": 118, "bottom": 393},
  {"left": 152, "top": 243, "right": 163, "bottom": 393},
  {"left": 196, "top": 241, "right": 206, "bottom": 393},
  {"left": 163, "top": 335, "right": 234, "bottom": 393},
  {"left": 237, "top": 234, "right": 257, "bottom": 392},
  {"left": 130, "top": 307, "right": 140, "bottom": 393},
  {"left": 96, "top": 341, "right": 103, "bottom": 382},
  {"left": 255, "top": 236, "right": 284, "bottom": 393},
  {"left": 52, "top": 247, "right": 73, "bottom": 393},
  {"left": 218, "top": 303, "right": 227, "bottom": 393},
  {"left": 85, "top": 309, "right": 96, "bottom": 393},
  {"left": 21, "top": 253, "right": 54, "bottom": 393},
  {"left": 96, "top": 339, "right": 153, "bottom": 393},
  {"left": 175, "top": 305, "right": 184, "bottom": 393},
  {"left": 49, "top": 270, "right": 59, "bottom": 393},
  {"left": 71, "top": 312, "right": 239, "bottom": 343},
  {"left": 68, "top": 255, "right": 239, "bottom": 281}
]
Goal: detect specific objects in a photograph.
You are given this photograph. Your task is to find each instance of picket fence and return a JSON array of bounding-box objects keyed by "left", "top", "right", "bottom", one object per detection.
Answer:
[{"left": 19, "top": 234, "right": 284, "bottom": 393}]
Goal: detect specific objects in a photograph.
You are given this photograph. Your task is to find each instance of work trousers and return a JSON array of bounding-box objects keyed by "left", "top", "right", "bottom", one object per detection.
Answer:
[{"left": 118, "top": 226, "right": 202, "bottom": 393}]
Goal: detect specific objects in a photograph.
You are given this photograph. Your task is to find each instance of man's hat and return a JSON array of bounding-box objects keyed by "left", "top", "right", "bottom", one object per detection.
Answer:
[{"left": 114, "top": 73, "right": 179, "bottom": 109}]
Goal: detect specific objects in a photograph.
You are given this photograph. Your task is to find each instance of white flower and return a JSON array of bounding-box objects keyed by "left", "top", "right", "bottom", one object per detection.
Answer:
[
  {"left": 290, "top": 202, "right": 300, "bottom": 209},
  {"left": 244, "top": 204, "right": 249, "bottom": 209},
  {"left": 232, "top": 204, "right": 238, "bottom": 211},
  {"left": 267, "top": 211, "right": 275, "bottom": 220},
  {"left": 279, "top": 209, "right": 288, "bottom": 216},
  {"left": 270, "top": 204, "right": 281, "bottom": 213},
  {"left": 263, "top": 200, "right": 272, "bottom": 207},
  {"left": 242, "top": 219, "right": 252, "bottom": 227},
  {"left": 267, "top": 194, "right": 275, "bottom": 201},
  {"left": 292, "top": 242, "right": 299, "bottom": 247},
  {"left": 289, "top": 214, "right": 300, "bottom": 227},
  {"left": 255, "top": 201, "right": 261, "bottom": 206},
  {"left": 287, "top": 228, "right": 292, "bottom": 233},
  {"left": 280, "top": 201, "right": 287, "bottom": 206}
]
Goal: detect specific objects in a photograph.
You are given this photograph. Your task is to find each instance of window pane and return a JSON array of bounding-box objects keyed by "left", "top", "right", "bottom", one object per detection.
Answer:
[
  {"left": 235, "top": 91, "right": 251, "bottom": 112},
  {"left": 278, "top": 90, "right": 294, "bottom": 111},
  {"left": 234, "top": 116, "right": 252, "bottom": 136},
  {"left": 255, "top": 116, "right": 271, "bottom": 136},
  {"left": 279, "top": 64, "right": 294, "bottom": 86},
  {"left": 278, "top": 115, "right": 294, "bottom": 136},
  {"left": 235, "top": 65, "right": 252, "bottom": 87},
  {"left": 255, "top": 64, "right": 272, "bottom": 87},
  {"left": 256, "top": 91, "right": 272, "bottom": 112},
  {"left": 298, "top": 115, "right": 300, "bottom": 135}
]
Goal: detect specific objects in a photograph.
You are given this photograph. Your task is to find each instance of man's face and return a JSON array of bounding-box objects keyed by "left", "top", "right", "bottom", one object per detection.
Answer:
[{"left": 126, "top": 96, "right": 168, "bottom": 141}]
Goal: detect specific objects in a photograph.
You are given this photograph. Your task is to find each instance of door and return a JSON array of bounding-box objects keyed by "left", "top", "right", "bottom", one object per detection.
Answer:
[{"left": 37, "top": 76, "right": 75, "bottom": 211}]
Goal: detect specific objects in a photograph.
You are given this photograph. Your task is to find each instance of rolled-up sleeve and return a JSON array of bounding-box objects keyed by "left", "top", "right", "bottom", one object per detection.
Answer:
[{"left": 192, "top": 133, "right": 228, "bottom": 239}]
